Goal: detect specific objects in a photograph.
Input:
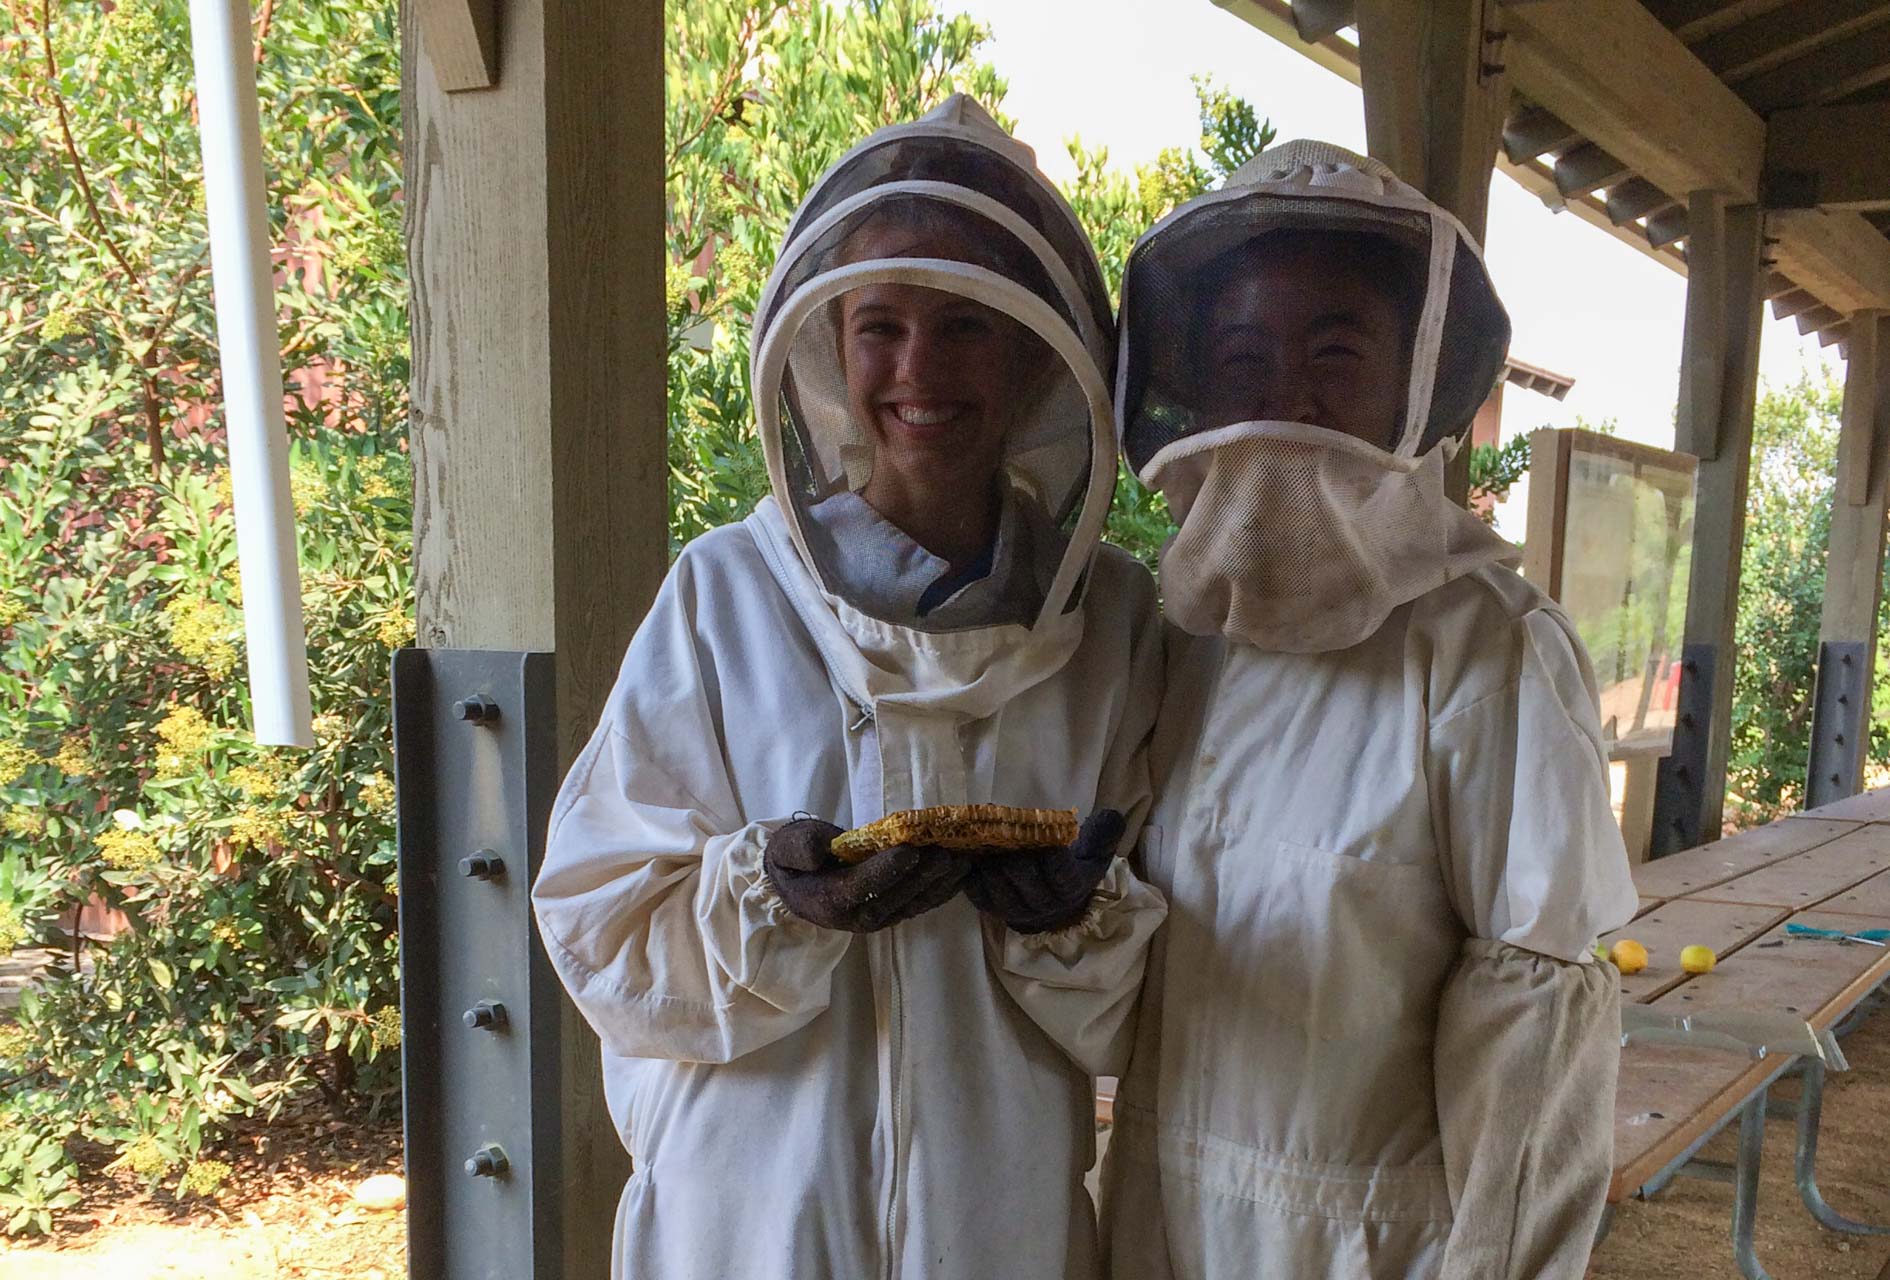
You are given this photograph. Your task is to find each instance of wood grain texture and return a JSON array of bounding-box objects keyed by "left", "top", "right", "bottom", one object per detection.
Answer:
[
  {"left": 407, "top": 0, "right": 667, "bottom": 769},
  {"left": 1649, "top": 908, "right": 1890, "bottom": 1028},
  {"left": 1503, "top": 0, "right": 1764, "bottom": 202},
  {"left": 1687, "top": 825, "right": 1890, "bottom": 910},
  {"left": 1632, "top": 816, "right": 1857, "bottom": 899},
  {"left": 1653, "top": 201, "right": 1765, "bottom": 848},
  {"left": 405, "top": 0, "right": 662, "bottom": 1271},
  {"left": 1602, "top": 899, "right": 1790, "bottom": 1003},
  {"left": 1356, "top": 0, "right": 1508, "bottom": 237},
  {"left": 413, "top": 0, "right": 499, "bottom": 91},
  {"left": 1610, "top": 1044, "right": 1777, "bottom": 1201},
  {"left": 1818, "top": 867, "right": 1890, "bottom": 920},
  {"left": 1803, "top": 784, "right": 1890, "bottom": 824}
]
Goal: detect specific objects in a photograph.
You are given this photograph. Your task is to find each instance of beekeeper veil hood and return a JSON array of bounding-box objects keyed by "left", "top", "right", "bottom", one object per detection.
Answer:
[
  {"left": 753, "top": 95, "right": 1116, "bottom": 636},
  {"left": 1118, "top": 138, "right": 1518, "bottom": 653}
]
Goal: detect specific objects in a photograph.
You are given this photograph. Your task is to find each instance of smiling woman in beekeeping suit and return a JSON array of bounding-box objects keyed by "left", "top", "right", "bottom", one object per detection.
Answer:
[
  {"left": 1098, "top": 140, "right": 1640, "bottom": 1280},
  {"left": 530, "top": 95, "right": 1168, "bottom": 1280}
]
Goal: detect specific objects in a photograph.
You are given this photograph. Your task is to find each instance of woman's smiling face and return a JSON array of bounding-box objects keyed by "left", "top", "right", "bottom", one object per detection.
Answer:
[{"left": 837, "top": 222, "right": 1046, "bottom": 512}]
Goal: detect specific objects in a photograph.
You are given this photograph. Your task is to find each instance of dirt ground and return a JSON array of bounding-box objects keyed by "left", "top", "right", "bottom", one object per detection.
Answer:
[
  {"left": 0, "top": 1012, "right": 1884, "bottom": 1278},
  {"left": 0, "top": 1103, "right": 406, "bottom": 1280}
]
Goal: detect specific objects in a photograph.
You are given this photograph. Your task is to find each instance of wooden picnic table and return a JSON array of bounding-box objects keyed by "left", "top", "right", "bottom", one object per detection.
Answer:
[{"left": 1604, "top": 802, "right": 1890, "bottom": 1278}]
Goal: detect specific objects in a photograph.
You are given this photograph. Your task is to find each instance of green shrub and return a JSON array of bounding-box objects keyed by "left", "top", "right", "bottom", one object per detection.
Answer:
[{"left": 0, "top": 0, "right": 407, "bottom": 1225}]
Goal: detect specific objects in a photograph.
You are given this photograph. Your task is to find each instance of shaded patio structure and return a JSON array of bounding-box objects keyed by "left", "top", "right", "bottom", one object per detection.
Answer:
[{"left": 394, "top": 0, "right": 1890, "bottom": 1273}]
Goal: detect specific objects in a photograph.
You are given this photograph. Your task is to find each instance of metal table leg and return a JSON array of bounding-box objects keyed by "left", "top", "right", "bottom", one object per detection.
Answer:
[
  {"left": 1733, "top": 1087, "right": 1773, "bottom": 1280},
  {"left": 1832, "top": 988, "right": 1885, "bottom": 1039},
  {"left": 1794, "top": 1058, "right": 1890, "bottom": 1235}
]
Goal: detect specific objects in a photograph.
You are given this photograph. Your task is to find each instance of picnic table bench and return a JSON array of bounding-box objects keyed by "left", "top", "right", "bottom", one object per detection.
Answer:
[{"left": 1605, "top": 797, "right": 1890, "bottom": 1279}]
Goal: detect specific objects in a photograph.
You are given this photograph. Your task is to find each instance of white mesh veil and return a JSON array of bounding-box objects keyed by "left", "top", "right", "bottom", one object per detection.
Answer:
[
  {"left": 1119, "top": 141, "right": 1520, "bottom": 654},
  {"left": 1118, "top": 139, "right": 1511, "bottom": 474},
  {"left": 752, "top": 97, "right": 1116, "bottom": 634}
]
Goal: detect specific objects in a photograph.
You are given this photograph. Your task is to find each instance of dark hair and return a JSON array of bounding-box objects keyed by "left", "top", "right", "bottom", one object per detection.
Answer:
[{"left": 1193, "top": 228, "right": 1426, "bottom": 344}]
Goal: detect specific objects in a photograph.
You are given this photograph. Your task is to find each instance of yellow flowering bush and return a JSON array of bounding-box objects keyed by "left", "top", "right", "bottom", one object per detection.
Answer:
[
  {"left": 0, "top": 745, "right": 36, "bottom": 789},
  {"left": 357, "top": 772, "right": 396, "bottom": 813},
  {"left": 0, "top": 0, "right": 408, "bottom": 1235},
  {"left": 0, "top": 905, "right": 25, "bottom": 954},
  {"left": 228, "top": 807, "right": 289, "bottom": 852},
  {"left": 2, "top": 809, "right": 44, "bottom": 839},
  {"left": 178, "top": 1158, "right": 231, "bottom": 1199},
  {"left": 50, "top": 736, "right": 89, "bottom": 777},
  {"left": 164, "top": 595, "right": 241, "bottom": 679},
  {"left": 96, "top": 830, "right": 162, "bottom": 873}
]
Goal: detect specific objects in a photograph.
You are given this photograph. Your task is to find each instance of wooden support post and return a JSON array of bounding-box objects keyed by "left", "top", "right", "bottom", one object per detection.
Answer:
[
  {"left": 1651, "top": 194, "right": 1767, "bottom": 854},
  {"left": 1807, "top": 313, "right": 1890, "bottom": 808},
  {"left": 405, "top": 0, "right": 665, "bottom": 1272},
  {"left": 1356, "top": 0, "right": 1509, "bottom": 503}
]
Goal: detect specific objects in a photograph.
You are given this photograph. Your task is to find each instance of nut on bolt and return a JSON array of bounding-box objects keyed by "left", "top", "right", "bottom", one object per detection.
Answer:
[
  {"left": 465, "top": 1145, "right": 510, "bottom": 1178},
  {"left": 453, "top": 694, "right": 500, "bottom": 725},
  {"left": 459, "top": 850, "right": 505, "bottom": 880},
  {"left": 464, "top": 1000, "right": 508, "bottom": 1031}
]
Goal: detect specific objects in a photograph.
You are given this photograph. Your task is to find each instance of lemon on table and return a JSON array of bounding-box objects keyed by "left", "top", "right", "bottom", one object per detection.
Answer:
[
  {"left": 1609, "top": 939, "right": 1648, "bottom": 975},
  {"left": 1680, "top": 945, "right": 1717, "bottom": 975}
]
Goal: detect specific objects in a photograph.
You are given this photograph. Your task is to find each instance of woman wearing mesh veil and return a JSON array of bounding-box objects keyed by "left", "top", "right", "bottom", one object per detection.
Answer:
[
  {"left": 531, "top": 96, "right": 1167, "bottom": 1279},
  {"left": 1098, "top": 140, "right": 1638, "bottom": 1278}
]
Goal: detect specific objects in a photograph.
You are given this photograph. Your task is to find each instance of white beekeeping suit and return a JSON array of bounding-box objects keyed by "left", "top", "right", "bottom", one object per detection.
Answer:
[
  {"left": 1099, "top": 140, "right": 1639, "bottom": 1279},
  {"left": 533, "top": 95, "right": 1167, "bottom": 1280}
]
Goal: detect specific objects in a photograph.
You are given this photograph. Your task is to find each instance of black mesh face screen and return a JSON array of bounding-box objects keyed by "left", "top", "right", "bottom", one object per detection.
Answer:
[{"left": 1119, "top": 188, "right": 1509, "bottom": 472}]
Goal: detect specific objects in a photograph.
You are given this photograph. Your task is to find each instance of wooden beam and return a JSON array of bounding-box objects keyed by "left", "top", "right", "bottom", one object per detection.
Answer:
[
  {"left": 1502, "top": 103, "right": 1583, "bottom": 163},
  {"left": 1770, "top": 287, "right": 1822, "bottom": 320},
  {"left": 1641, "top": 0, "right": 1798, "bottom": 44},
  {"left": 1609, "top": 177, "right": 1679, "bottom": 225},
  {"left": 413, "top": 0, "right": 501, "bottom": 92},
  {"left": 1555, "top": 142, "right": 1633, "bottom": 197},
  {"left": 1648, "top": 206, "right": 1690, "bottom": 248},
  {"left": 405, "top": 0, "right": 664, "bottom": 1272},
  {"left": 1767, "top": 101, "right": 1890, "bottom": 212},
  {"left": 1736, "top": 23, "right": 1890, "bottom": 114},
  {"left": 1291, "top": 0, "right": 1356, "bottom": 41},
  {"left": 1770, "top": 209, "right": 1890, "bottom": 313},
  {"left": 1228, "top": 0, "right": 1890, "bottom": 327},
  {"left": 1691, "top": 0, "right": 1890, "bottom": 84},
  {"left": 1211, "top": 0, "right": 1367, "bottom": 84},
  {"left": 1218, "top": 0, "right": 1688, "bottom": 272},
  {"left": 1652, "top": 196, "right": 1766, "bottom": 854},
  {"left": 1798, "top": 303, "right": 1846, "bottom": 336},
  {"left": 1356, "top": 0, "right": 1508, "bottom": 508},
  {"left": 1356, "top": 0, "right": 1509, "bottom": 236},
  {"left": 1809, "top": 314, "right": 1890, "bottom": 804},
  {"left": 1504, "top": 0, "right": 1766, "bottom": 203}
]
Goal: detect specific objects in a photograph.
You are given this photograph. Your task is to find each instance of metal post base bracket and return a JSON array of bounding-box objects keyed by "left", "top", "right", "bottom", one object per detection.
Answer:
[
  {"left": 1807, "top": 641, "right": 1869, "bottom": 811},
  {"left": 394, "top": 649, "right": 564, "bottom": 1280},
  {"left": 1652, "top": 643, "right": 1717, "bottom": 857}
]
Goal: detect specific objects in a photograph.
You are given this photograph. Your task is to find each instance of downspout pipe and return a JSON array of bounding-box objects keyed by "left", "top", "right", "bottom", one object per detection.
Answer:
[{"left": 187, "top": 0, "right": 313, "bottom": 747}]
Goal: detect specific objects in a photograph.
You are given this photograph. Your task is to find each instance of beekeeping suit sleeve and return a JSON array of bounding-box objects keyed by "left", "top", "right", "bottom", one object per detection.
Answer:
[
  {"left": 532, "top": 547, "right": 853, "bottom": 1065},
  {"left": 1425, "top": 602, "right": 1638, "bottom": 1278},
  {"left": 980, "top": 549, "right": 1170, "bottom": 1076}
]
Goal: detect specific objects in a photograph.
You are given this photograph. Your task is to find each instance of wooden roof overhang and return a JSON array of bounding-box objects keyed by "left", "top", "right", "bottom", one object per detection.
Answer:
[{"left": 1217, "top": 0, "right": 1890, "bottom": 356}]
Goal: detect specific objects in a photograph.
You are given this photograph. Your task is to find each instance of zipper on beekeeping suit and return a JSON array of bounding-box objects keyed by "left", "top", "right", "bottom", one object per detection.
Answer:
[
  {"left": 746, "top": 508, "right": 907, "bottom": 1277},
  {"left": 857, "top": 693, "right": 904, "bottom": 1280}
]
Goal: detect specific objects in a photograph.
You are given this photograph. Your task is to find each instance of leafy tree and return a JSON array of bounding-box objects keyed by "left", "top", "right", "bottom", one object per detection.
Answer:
[{"left": 1722, "top": 370, "right": 1890, "bottom": 825}]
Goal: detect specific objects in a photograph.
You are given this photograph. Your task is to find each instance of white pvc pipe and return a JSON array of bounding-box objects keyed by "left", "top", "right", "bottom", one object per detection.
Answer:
[{"left": 188, "top": 0, "right": 314, "bottom": 748}]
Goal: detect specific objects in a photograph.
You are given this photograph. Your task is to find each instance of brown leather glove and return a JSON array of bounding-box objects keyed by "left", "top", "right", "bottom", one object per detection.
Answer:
[
  {"left": 763, "top": 818, "right": 971, "bottom": 933},
  {"left": 963, "top": 809, "right": 1125, "bottom": 935}
]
